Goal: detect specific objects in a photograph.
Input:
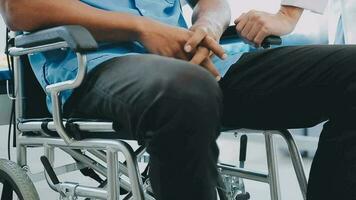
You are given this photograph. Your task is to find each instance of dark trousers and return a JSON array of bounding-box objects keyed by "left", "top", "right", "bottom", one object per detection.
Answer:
[
  {"left": 220, "top": 45, "right": 356, "bottom": 200},
  {"left": 65, "top": 45, "right": 356, "bottom": 200},
  {"left": 65, "top": 55, "right": 223, "bottom": 200}
]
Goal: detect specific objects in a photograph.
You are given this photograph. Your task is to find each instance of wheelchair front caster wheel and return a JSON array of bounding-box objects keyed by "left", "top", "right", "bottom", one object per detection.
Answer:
[
  {"left": 236, "top": 192, "right": 250, "bottom": 200},
  {"left": 0, "top": 159, "right": 39, "bottom": 200}
]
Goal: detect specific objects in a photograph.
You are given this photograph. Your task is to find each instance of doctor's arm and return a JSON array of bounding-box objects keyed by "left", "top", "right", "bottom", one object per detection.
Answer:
[{"left": 186, "top": 0, "right": 231, "bottom": 40}]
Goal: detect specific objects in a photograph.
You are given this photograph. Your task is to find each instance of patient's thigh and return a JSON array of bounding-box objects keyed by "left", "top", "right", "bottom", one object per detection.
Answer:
[
  {"left": 64, "top": 54, "right": 218, "bottom": 140},
  {"left": 67, "top": 54, "right": 186, "bottom": 111},
  {"left": 220, "top": 45, "right": 356, "bottom": 129}
]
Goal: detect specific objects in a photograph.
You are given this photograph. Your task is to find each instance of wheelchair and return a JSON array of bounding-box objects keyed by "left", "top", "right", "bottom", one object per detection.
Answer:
[{"left": 0, "top": 24, "right": 307, "bottom": 200}]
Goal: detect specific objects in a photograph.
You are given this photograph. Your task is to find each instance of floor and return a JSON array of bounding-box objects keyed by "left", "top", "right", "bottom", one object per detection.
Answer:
[{"left": 0, "top": 125, "right": 317, "bottom": 200}]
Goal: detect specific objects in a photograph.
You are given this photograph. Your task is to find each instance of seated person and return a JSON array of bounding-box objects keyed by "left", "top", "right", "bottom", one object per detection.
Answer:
[{"left": 1, "top": 0, "right": 356, "bottom": 199}]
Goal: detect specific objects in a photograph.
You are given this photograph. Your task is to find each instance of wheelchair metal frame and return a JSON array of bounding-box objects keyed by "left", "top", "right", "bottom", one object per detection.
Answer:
[
  {"left": 9, "top": 40, "right": 153, "bottom": 200},
  {"left": 218, "top": 129, "right": 308, "bottom": 200}
]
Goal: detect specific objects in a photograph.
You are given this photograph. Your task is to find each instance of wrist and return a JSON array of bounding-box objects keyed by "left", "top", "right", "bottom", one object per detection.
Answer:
[
  {"left": 191, "top": 21, "right": 222, "bottom": 41},
  {"left": 278, "top": 5, "right": 303, "bottom": 27},
  {"left": 132, "top": 16, "right": 151, "bottom": 42}
]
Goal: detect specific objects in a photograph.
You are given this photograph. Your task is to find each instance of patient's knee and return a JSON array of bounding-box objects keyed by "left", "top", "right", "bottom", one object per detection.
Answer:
[{"left": 148, "top": 59, "right": 222, "bottom": 108}]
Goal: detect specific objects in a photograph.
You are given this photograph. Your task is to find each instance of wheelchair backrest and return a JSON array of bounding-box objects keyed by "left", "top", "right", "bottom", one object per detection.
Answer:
[{"left": 20, "top": 55, "right": 51, "bottom": 118}]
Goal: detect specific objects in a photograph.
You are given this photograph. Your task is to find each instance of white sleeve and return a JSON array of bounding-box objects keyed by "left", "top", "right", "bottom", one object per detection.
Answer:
[{"left": 281, "top": 0, "right": 329, "bottom": 14}]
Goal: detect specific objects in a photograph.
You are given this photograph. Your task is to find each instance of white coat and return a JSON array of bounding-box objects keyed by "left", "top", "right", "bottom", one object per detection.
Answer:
[{"left": 281, "top": 0, "right": 356, "bottom": 44}]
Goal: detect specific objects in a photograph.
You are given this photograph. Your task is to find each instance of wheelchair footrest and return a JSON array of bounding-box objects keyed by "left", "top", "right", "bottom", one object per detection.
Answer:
[{"left": 40, "top": 156, "right": 60, "bottom": 185}]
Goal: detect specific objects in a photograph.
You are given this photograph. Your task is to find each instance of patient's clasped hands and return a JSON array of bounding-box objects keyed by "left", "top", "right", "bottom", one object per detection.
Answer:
[{"left": 137, "top": 18, "right": 226, "bottom": 80}]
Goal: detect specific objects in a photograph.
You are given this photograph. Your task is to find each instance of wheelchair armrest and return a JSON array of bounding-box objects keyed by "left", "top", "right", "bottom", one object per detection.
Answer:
[
  {"left": 9, "top": 26, "right": 98, "bottom": 144},
  {"left": 14, "top": 25, "right": 98, "bottom": 53},
  {"left": 221, "top": 25, "right": 282, "bottom": 48}
]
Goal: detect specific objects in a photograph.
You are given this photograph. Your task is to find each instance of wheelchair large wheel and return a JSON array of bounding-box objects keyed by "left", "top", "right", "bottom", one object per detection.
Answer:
[{"left": 0, "top": 159, "right": 39, "bottom": 200}]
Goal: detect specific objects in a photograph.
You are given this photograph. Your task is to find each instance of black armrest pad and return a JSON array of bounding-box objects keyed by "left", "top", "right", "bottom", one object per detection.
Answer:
[
  {"left": 15, "top": 25, "right": 98, "bottom": 53},
  {"left": 221, "top": 26, "right": 241, "bottom": 40},
  {"left": 221, "top": 26, "right": 282, "bottom": 48}
]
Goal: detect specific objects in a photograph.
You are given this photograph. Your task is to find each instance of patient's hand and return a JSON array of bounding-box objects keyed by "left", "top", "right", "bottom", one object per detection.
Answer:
[
  {"left": 234, "top": 6, "right": 303, "bottom": 47},
  {"left": 138, "top": 19, "right": 192, "bottom": 60},
  {"left": 185, "top": 26, "right": 227, "bottom": 80},
  {"left": 137, "top": 18, "right": 224, "bottom": 79}
]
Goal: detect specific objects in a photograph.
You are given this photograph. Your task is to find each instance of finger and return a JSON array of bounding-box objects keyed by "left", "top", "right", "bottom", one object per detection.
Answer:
[
  {"left": 190, "top": 47, "right": 210, "bottom": 65},
  {"left": 201, "top": 58, "right": 221, "bottom": 80},
  {"left": 209, "top": 51, "right": 214, "bottom": 57},
  {"left": 240, "top": 20, "right": 254, "bottom": 38},
  {"left": 246, "top": 23, "right": 261, "bottom": 44},
  {"left": 254, "top": 29, "right": 268, "bottom": 47},
  {"left": 235, "top": 13, "right": 249, "bottom": 32},
  {"left": 173, "top": 47, "right": 191, "bottom": 61},
  {"left": 202, "top": 36, "right": 227, "bottom": 59},
  {"left": 234, "top": 13, "right": 246, "bottom": 24},
  {"left": 177, "top": 51, "right": 190, "bottom": 61},
  {"left": 184, "top": 29, "right": 207, "bottom": 53}
]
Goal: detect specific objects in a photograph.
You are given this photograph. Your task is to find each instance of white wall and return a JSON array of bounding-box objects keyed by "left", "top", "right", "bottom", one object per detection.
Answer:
[{"left": 229, "top": 0, "right": 280, "bottom": 18}]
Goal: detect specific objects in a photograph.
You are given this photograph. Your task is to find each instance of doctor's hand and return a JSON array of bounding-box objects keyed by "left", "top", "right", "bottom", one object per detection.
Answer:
[{"left": 234, "top": 6, "right": 303, "bottom": 47}]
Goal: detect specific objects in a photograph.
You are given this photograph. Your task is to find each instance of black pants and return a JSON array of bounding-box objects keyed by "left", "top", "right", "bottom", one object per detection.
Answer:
[
  {"left": 65, "top": 55, "right": 223, "bottom": 200},
  {"left": 65, "top": 45, "right": 356, "bottom": 200}
]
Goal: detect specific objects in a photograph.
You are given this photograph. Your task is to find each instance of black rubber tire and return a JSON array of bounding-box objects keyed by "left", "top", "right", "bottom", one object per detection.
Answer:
[
  {"left": 236, "top": 192, "right": 251, "bottom": 200},
  {"left": 0, "top": 159, "right": 39, "bottom": 200}
]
